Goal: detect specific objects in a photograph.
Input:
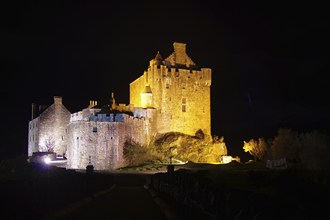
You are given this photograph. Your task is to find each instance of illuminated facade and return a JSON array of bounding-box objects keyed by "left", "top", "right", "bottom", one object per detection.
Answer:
[
  {"left": 27, "top": 42, "right": 212, "bottom": 170},
  {"left": 130, "top": 42, "right": 211, "bottom": 136},
  {"left": 28, "top": 96, "right": 70, "bottom": 157}
]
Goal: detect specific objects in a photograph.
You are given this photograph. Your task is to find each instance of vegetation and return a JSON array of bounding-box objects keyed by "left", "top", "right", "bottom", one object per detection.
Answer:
[
  {"left": 123, "top": 130, "right": 228, "bottom": 167},
  {"left": 243, "top": 127, "right": 330, "bottom": 171},
  {"left": 123, "top": 139, "right": 164, "bottom": 166}
]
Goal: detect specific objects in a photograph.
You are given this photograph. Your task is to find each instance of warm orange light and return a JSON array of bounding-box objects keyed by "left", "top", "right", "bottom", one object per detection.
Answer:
[{"left": 140, "top": 93, "right": 152, "bottom": 108}]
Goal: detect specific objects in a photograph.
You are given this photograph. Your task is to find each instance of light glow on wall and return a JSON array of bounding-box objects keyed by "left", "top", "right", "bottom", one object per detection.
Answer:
[
  {"left": 44, "top": 157, "right": 51, "bottom": 164},
  {"left": 140, "top": 85, "right": 153, "bottom": 108}
]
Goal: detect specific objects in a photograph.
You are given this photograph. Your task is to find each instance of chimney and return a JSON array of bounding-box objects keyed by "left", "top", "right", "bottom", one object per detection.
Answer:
[
  {"left": 31, "top": 103, "right": 37, "bottom": 120},
  {"left": 173, "top": 42, "right": 187, "bottom": 64},
  {"left": 54, "top": 96, "right": 62, "bottom": 105}
]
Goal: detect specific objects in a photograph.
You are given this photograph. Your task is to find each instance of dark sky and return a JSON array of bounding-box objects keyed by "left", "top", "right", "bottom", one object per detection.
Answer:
[{"left": 1, "top": 0, "right": 330, "bottom": 161}]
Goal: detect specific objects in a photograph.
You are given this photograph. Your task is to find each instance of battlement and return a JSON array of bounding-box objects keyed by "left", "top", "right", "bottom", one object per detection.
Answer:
[
  {"left": 29, "top": 41, "right": 212, "bottom": 171},
  {"left": 130, "top": 42, "right": 212, "bottom": 136},
  {"left": 89, "top": 113, "right": 126, "bottom": 122},
  {"left": 144, "top": 63, "right": 211, "bottom": 90}
]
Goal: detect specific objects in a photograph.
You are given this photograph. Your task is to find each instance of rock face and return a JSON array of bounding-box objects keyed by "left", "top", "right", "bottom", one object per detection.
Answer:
[
  {"left": 28, "top": 42, "right": 215, "bottom": 170},
  {"left": 154, "top": 132, "right": 227, "bottom": 164}
]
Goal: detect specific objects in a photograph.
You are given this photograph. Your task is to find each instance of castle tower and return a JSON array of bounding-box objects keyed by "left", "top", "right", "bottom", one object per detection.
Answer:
[{"left": 130, "top": 42, "right": 212, "bottom": 137}]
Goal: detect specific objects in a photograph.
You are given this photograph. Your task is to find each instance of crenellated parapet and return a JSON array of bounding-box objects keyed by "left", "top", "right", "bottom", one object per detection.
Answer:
[
  {"left": 130, "top": 42, "right": 212, "bottom": 136},
  {"left": 28, "top": 42, "right": 213, "bottom": 171}
]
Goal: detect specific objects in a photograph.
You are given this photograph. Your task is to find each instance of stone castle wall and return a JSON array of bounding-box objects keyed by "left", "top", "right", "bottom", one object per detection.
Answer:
[
  {"left": 28, "top": 97, "right": 71, "bottom": 156},
  {"left": 28, "top": 42, "right": 213, "bottom": 171},
  {"left": 66, "top": 113, "right": 149, "bottom": 170},
  {"left": 28, "top": 117, "right": 40, "bottom": 156},
  {"left": 130, "top": 64, "right": 211, "bottom": 136}
]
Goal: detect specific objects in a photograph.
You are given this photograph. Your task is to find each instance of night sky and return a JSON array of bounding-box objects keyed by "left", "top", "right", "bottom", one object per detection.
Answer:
[{"left": 1, "top": 0, "right": 330, "bottom": 161}]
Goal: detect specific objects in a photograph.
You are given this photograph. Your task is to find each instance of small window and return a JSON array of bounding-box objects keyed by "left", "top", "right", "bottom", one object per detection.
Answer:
[
  {"left": 182, "top": 98, "right": 186, "bottom": 104},
  {"left": 92, "top": 127, "right": 97, "bottom": 132},
  {"left": 182, "top": 105, "right": 186, "bottom": 112}
]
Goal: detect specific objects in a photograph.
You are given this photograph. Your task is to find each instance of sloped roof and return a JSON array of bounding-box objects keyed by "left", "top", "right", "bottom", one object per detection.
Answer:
[{"left": 154, "top": 51, "right": 163, "bottom": 61}]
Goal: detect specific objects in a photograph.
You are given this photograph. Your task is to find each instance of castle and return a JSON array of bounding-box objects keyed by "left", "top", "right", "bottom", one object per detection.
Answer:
[{"left": 27, "top": 42, "right": 212, "bottom": 170}]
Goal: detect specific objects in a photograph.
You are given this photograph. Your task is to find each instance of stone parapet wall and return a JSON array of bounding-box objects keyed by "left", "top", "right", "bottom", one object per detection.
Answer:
[{"left": 66, "top": 114, "right": 148, "bottom": 170}]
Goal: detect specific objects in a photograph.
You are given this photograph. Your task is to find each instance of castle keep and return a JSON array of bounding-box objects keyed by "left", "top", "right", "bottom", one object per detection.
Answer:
[{"left": 28, "top": 42, "right": 212, "bottom": 170}]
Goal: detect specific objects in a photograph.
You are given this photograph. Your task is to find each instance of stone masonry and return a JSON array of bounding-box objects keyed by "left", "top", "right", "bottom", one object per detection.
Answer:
[{"left": 27, "top": 42, "right": 212, "bottom": 170}]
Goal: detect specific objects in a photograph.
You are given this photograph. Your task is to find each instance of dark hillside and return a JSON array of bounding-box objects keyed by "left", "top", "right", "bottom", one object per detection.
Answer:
[{"left": 0, "top": 156, "right": 114, "bottom": 219}]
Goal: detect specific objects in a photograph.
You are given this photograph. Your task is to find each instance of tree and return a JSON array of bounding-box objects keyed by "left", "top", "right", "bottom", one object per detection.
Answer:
[
  {"left": 270, "top": 128, "right": 300, "bottom": 161},
  {"left": 243, "top": 137, "right": 269, "bottom": 161},
  {"left": 44, "top": 136, "right": 55, "bottom": 152},
  {"left": 299, "top": 130, "right": 330, "bottom": 171}
]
